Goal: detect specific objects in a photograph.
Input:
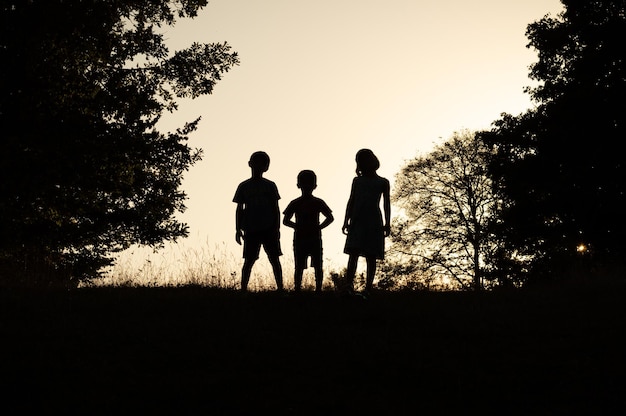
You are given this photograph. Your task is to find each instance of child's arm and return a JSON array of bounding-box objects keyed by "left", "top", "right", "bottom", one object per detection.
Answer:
[
  {"left": 283, "top": 205, "right": 296, "bottom": 229},
  {"left": 273, "top": 200, "right": 281, "bottom": 233},
  {"left": 342, "top": 201, "right": 353, "bottom": 234},
  {"left": 235, "top": 202, "right": 244, "bottom": 245},
  {"left": 320, "top": 214, "right": 334, "bottom": 230},
  {"left": 342, "top": 182, "right": 355, "bottom": 235},
  {"left": 382, "top": 179, "right": 391, "bottom": 236},
  {"left": 319, "top": 202, "right": 334, "bottom": 230},
  {"left": 271, "top": 183, "right": 282, "bottom": 233},
  {"left": 283, "top": 215, "right": 296, "bottom": 229}
]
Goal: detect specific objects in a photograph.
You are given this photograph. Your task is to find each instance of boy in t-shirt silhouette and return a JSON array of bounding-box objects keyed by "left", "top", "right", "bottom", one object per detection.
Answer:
[
  {"left": 233, "top": 151, "right": 284, "bottom": 292},
  {"left": 283, "top": 170, "right": 334, "bottom": 292}
]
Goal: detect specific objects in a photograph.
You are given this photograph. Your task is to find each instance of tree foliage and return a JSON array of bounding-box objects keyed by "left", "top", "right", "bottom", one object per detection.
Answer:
[
  {"left": 388, "top": 130, "right": 512, "bottom": 291},
  {"left": 0, "top": 1, "right": 239, "bottom": 286},
  {"left": 480, "top": 0, "right": 626, "bottom": 280}
]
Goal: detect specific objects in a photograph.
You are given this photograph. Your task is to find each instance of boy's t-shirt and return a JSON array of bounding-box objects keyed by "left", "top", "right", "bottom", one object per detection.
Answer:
[
  {"left": 283, "top": 195, "right": 332, "bottom": 240},
  {"left": 233, "top": 177, "right": 280, "bottom": 232}
]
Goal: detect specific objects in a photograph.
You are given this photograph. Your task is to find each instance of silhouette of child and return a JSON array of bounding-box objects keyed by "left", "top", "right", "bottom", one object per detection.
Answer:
[
  {"left": 233, "top": 151, "right": 284, "bottom": 292},
  {"left": 283, "top": 170, "right": 334, "bottom": 292},
  {"left": 342, "top": 149, "right": 391, "bottom": 297}
]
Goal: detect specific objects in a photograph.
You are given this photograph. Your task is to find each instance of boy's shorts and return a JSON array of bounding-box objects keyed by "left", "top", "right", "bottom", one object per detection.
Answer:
[
  {"left": 243, "top": 229, "right": 282, "bottom": 260},
  {"left": 293, "top": 236, "right": 322, "bottom": 270}
]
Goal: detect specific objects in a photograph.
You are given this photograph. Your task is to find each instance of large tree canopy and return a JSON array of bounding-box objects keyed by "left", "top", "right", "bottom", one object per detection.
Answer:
[
  {"left": 0, "top": 1, "right": 239, "bottom": 286},
  {"left": 387, "top": 130, "right": 506, "bottom": 291},
  {"left": 480, "top": 0, "right": 626, "bottom": 279}
]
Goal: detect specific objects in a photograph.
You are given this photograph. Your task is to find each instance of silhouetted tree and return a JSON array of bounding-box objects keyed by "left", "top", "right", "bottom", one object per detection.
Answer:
[
  {"left": 480, "top": 0, "right": 626, "bottom": 281},
  {"left": 0, "top": 1, "right": 239, "bottom": 286},
  {"left": 388, "top": 130, "right": 512, "bottom": 291}
]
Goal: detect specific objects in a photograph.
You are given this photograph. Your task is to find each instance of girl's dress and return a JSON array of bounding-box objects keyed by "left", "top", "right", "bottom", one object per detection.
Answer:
[{"left": 343, "top": 174, "right": 389, "bottom": 259}]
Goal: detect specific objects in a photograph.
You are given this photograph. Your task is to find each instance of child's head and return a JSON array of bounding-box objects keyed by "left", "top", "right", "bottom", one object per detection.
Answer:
[
  {"left": 248, "top": 151, "right": 270, "bottom": 173},
  {"left": 297, "top": 170, "right": 317, "bottom": 192},
  {"left": 355, "top": 148, "right": 380, "bottom": 176}
]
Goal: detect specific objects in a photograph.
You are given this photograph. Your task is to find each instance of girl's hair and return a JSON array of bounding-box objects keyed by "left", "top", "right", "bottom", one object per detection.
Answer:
[{"left": 355, "top": 148, "right": 380, "bottom": 176}]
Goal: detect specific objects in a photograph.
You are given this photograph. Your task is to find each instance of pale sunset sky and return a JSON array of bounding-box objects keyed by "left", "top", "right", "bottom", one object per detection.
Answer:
[{"left": 116, "top": 0, "right": 565, "bottom": 279}]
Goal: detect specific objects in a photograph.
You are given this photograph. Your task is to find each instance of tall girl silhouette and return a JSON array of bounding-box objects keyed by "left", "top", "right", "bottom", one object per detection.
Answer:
[{"left": 342, "top": 149, "right": 391, "bottom": 296}]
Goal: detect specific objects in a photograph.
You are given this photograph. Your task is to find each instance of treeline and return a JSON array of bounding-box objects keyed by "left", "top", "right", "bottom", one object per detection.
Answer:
[
  {"left": 1, "top": 1, "right": 625, "bottom": 288},
  {"left": 0, "top": 1, "right": 239, "bottom": 287},
  {"left": 385, "top": 1, "right": 626, "bottom": 290}
]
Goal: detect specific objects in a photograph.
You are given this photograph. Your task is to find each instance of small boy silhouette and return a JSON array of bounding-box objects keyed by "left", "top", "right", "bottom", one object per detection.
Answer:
[
  {"left": 233, "top": 151, "right": 284, "bottom": 292},
  {"left": 283, "top": 170, "right": 334, "bottom": 292}
]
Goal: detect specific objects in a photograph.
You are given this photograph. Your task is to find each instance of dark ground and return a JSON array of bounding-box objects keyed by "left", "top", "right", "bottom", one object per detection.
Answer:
[{"left": 1, "top": 280, "right": 625, "bottom": 415}]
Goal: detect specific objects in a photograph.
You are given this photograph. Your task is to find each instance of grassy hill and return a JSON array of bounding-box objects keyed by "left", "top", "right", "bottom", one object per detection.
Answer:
[{"left": 1, "top": 281, "right": 625, "bottom": 415}]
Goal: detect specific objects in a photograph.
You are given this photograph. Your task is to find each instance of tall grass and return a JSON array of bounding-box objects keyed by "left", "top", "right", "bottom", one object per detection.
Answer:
[{"left": 85, "top": 240, "right": 347, "bottom": 291}]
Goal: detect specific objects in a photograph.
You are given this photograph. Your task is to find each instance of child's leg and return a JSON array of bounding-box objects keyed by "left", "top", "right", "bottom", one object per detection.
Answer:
[
  {"left": 268, "top": 255, "right": 284, "bottom": 291},
  {"left": 241, "top": 258, "right": 255, "bottom": 292},
  {"left": 346, "top": 255, "right": 358, "bottom": 293},
  {"left": 294, "top": 267, "right": 304, "bottom": 292},
  {"left": 242, "top": 234, "right": 262, "bottom": 292},
  {"left": 311, "top": 247, "right": 323, "bottom": 292},
  {"left": 314, "top": 265, "right": 323, "bottom": 292},
  {"left": 365, "top": 257, "right": 377, "bottom": 292}
]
